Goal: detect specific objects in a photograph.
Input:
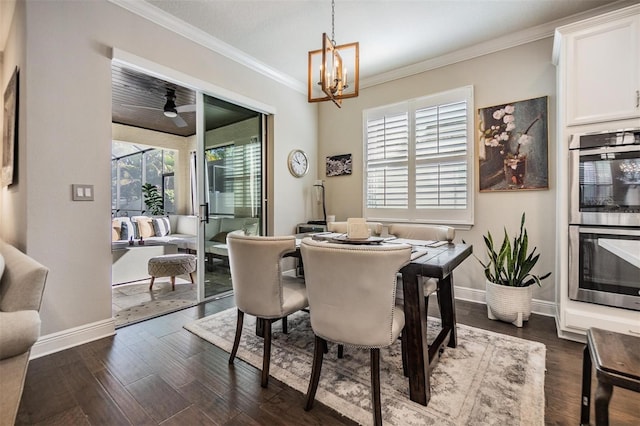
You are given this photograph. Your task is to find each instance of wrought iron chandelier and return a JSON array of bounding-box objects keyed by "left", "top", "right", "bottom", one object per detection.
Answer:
[{"left": 307, "top": 0, "right": 359, "bottom": 108}]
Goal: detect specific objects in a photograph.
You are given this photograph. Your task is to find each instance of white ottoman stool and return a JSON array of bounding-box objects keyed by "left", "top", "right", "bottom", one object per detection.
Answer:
[{"left": 148, "top": 253, "right": 197, "bottom": 291}]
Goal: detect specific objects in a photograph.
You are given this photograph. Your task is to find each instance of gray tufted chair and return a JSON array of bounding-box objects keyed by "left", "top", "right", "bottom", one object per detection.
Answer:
[
  {"left": 227, "top": 231, "right": 308, "bottom": 388},
  {"left": 300, "top": 237, "right": 411, "bottom": 426},
  {"left": 387, "top": 223, "right": 455, "bottom": 317},
  {"left": 327, "top": 221, "right": 384, "bottom": 236}
]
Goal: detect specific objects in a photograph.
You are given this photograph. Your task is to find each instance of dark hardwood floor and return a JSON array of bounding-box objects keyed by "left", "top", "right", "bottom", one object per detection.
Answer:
[{"left": 16, "top": 297, "right": 639, "bottom": 425}]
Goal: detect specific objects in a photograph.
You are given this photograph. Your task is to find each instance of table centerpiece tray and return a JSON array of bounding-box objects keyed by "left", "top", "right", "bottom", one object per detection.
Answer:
[{"left": 330, "top": 235, "right": 385, "bottom": 245}]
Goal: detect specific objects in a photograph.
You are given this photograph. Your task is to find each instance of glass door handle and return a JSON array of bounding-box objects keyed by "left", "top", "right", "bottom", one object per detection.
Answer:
[{"left": 199, "top": 204, "right": 209, "bottom": 223}]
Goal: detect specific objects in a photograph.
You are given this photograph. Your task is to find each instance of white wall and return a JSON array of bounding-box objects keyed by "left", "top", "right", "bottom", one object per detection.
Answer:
[
  {"left": 0, "top": 0, "right": 26, "bottom": 249},
  {"left": 1, "top": 0, "right": 317, "bottom": 340},
  {"left": 318, "top": 38, "right": 557, "bottom": 303},
  {"left": 1, "top": 0, "right": 566, "bottom": 347}
]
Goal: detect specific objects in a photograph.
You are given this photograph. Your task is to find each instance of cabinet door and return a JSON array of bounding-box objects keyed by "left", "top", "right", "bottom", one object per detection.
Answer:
[{"left": 565, "top": 14, "right": 639, "bottom": 126}]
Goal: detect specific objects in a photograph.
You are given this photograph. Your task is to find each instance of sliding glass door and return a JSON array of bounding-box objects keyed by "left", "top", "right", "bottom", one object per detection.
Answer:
[{"left": 198, "top": 94, "right": 265, "bottom": 300}]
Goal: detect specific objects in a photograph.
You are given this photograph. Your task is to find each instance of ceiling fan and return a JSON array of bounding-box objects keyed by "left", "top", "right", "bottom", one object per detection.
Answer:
[{"left": 122, "top": 88, "right": 195, "bottom": 128}]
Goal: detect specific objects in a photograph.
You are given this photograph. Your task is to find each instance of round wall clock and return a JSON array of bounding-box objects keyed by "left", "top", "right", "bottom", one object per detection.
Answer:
[{"left": 288, "top": 149, "right": 309, "bottom": 178}]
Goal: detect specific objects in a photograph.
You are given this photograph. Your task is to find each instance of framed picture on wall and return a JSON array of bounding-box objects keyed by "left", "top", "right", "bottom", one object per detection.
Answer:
[
  {"left": 2, "top": 67, "right": 19, "bottom": 187},
  {"left": 326, "top": 153, "right": 352, "bottom": 177},
  {"left": 478, "top": 96, "right": 549, "bottom": 192}
]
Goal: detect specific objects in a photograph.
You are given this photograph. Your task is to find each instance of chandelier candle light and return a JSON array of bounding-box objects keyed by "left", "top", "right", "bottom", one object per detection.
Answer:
[{"left": 308, "top": 0, "right": 359, "bottom": 107}]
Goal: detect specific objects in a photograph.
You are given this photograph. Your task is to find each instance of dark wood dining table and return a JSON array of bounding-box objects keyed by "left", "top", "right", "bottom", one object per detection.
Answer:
[
  {"left": 398, "top": 242, "right": 472, "bottom": 405},
  {"left": 289, "top": 235, "right": 473, "bottom": 406}
]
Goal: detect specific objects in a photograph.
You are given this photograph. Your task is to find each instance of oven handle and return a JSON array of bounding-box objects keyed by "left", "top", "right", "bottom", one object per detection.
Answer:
[
  {"left": 570, "top": 144, "right": 640, "bottom": 155},
  {"left": 569, "top": 128, "right": 640, "bottom": 150},
  {"left": 572, "top": 226, "right": 640, "bottom": 237}
]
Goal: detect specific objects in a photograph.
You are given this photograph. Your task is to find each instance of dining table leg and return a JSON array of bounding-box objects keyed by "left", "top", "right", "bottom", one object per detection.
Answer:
[
  {"left": 439, "top": 274, "right": 458, "bottom": 348},
  {"left": 401, "top": 264, "right": 430, "bottom": 406}
]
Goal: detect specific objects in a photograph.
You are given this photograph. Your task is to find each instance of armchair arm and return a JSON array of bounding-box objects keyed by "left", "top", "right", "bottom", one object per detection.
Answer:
[
  {"left": 0, "top": 311, "right": 41, "bottom": 360},
  {"left": 0, "top": 242, "right": 48, "bottom": 312}
]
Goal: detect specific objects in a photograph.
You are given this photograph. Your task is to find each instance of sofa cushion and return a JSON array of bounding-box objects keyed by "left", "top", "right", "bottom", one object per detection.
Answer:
[
  {"left": 205, "top": 218, "right": 221, "bottom": 240},
  {"left": 153, "top": 217, "right": 171, "bottom": 237},
  {"left": 0, "top": 311, "right": 41, "bottom": 360},
  {"left": 219, "top": 217, "right": 244, "bottom": 233},
  {"left": 219, "top": 217, "right": 259, "bottom": 235},
  {"left": 172, "top": 215, "right": 198, "bottom": 236}
]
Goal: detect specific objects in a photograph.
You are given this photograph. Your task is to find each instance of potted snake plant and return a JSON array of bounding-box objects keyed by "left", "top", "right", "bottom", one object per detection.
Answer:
[{"left": 477, "top": 212, "right": 551, "bottom": 327}]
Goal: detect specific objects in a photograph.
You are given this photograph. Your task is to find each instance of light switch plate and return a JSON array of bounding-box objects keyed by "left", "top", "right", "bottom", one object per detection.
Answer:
[{"left": 72, "top": 184, "right": 94, "bottom": 201}]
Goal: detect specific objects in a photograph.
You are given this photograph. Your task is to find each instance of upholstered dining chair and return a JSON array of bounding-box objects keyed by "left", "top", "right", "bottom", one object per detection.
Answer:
[
  {"left": 226, "top": 231, "right": 309, "bottom": 388},
  {"left": 300, "top": 238, "right": 411, "bottom": 426},
  {"left": 327, "top": 221, "right": 384, "bottom": 236},
  {"left": 387, "top": 224, "right": 455, "bottom": 316}
]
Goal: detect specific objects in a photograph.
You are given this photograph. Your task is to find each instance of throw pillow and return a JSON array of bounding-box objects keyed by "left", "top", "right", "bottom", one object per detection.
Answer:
[
  {"left": 153, "top": 217, "right": 171, "bottom": 237},
  {"left": 120, "top": 221, "right": 130, "bottom": 240},
  {"left": 112, "top": 220, "right": 121, "bottom": 241},
  {"left": 137, "top": 219, "right": 156, "bottom": 238},
  {"left": 210, "top": 231, "right": 229, "bottom": 243},
  {"left": 244, "top": 222, "right": 259, "bottom": 236}
]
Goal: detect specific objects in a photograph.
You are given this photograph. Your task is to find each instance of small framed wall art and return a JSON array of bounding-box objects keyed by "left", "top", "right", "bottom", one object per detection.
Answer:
[{"left": 326, "top": 153, "right": 352, "bottom": 177}]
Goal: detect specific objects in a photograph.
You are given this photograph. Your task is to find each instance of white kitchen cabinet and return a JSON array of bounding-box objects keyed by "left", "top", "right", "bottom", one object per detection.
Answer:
[
  {"left": 554, "top": 5, "right": 640, "bottom": 126},
  {"left": 553, "top": 4, "right": 640, "bottom": 341}
]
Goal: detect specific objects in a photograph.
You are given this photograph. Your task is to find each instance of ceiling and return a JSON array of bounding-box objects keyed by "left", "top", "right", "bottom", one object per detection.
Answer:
[
  {"left": 112, "top": 63, "right": 258, "bottom": 137},
  {"left": 138, "top": 0, "right": 625, "bottom": 87},
  {"left": 111, "top": 0, "right": 627, "bottom": 136}
]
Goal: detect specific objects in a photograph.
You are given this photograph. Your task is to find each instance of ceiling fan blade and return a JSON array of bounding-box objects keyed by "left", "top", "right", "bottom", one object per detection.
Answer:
[
  {"left": 121, "top": 104, "right": 163, "bottom": 112},
  {"left": 172, "top": 114, "right": 188, "bottom": 128},
  {"left": 175, "top": 104, "right": 196, "bottom": 113}
]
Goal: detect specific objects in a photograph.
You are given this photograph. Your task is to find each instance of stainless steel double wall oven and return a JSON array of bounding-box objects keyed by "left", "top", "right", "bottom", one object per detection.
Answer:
[{"left": 568, "top": 128, "right": 640, "bottom": 311}]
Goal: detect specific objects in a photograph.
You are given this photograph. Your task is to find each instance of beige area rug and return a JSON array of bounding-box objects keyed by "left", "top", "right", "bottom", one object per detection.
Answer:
[
  {"left": 113, "top": 269, "right": 233, "bottom": 327},
  {"left": 113, "top": 279, "right": 196, "bottom": 327},
  {"left": 185, "top": 309, "right": 546, "bottom": 425}
]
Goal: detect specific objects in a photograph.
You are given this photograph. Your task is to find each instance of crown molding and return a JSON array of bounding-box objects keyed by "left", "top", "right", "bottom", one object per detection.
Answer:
[
  {"left": 552, "top": 3, "right": 640, "bottom": 64},
  {"left": 110, "top": 0, "right": 635, "bottom": 94},
  {"left": 362, "top": 0, "right": 636, "bottom": 89},
  {"left": 109, "top": 0, "right": 306, "bottom": 94}
]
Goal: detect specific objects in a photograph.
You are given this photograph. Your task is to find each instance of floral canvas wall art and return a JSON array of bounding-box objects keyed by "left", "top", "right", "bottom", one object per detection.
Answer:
[
  {"left": 326, "top": 153, "right": 352, "bottom": 177},
  {"left": 478, "top": 96, "right": 548, "bottom": 191}
]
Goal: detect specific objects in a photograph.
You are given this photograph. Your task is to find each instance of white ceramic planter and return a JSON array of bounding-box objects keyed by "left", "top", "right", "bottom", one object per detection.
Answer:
[{"left": 485, "top": 279, "right": 533, "bottom": 327}]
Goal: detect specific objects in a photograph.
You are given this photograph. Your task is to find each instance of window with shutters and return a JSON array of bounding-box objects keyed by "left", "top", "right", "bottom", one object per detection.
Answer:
[{"left": 363, "top": 86, "right": 474, "bottom": 225}]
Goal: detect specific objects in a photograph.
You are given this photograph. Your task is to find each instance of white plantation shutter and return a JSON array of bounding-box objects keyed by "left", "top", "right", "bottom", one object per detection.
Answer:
[
  {"left": 415, "top": 101, "right": 468, "bottom": 208},
  {"left": 366, "top": 112, "right": 409, "bottom": 208},
  {"left": 364, "top": 86, "right": 474, "bottom": 225},
  {"left": 228, "top": 141, "right": 261, "bottom": 213}
]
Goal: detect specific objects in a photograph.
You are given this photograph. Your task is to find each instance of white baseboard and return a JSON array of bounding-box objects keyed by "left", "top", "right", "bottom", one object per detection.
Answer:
[
  {"left": 30, "top": 318, "right": 116, "bottom": 359},
  {"left": 453, "top": 285, "right": 557, "bottom": 318},
  {"left": 28, "top": 285, "right": 557, "bottom": 359}
]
